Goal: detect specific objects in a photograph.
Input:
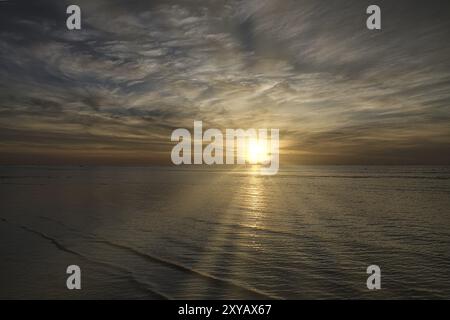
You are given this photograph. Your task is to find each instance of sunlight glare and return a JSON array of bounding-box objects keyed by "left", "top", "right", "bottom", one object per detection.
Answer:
[{"left": 247, "top": 138, "right": 270, "bottom": 164}]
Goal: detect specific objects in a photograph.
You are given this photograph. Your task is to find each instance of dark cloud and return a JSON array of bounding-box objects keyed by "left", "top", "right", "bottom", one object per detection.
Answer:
[{"left": 0, "top": 0, "right": 449, "bottom": 164}]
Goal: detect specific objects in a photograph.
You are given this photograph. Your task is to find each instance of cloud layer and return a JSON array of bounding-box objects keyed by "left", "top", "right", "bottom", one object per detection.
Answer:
[{"left": 1, "top": 0, "right": 450, "bottom": 164}]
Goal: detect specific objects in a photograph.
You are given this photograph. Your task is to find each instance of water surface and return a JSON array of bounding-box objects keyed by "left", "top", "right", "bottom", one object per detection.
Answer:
[{"left": 1, "top": 166, "right": 449, "bottom": 299}]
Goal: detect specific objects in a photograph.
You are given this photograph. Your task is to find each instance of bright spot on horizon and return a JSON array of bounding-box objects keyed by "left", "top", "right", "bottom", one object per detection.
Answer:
[{"left": 247, "top": 139, "right": 270, "bottom": 164}]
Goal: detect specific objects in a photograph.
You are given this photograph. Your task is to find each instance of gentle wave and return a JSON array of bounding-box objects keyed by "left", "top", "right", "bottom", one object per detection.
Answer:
[
  {"left": 1, "top": 217, "right": 170, "bottom": 300},
  {"left": 36, "top": 216, "right": 280, "bottom": 300}
]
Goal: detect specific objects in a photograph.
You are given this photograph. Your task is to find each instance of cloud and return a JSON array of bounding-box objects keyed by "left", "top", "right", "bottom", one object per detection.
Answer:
[{"left": 0, "top": 0, "right": 450, "bottom": 164}]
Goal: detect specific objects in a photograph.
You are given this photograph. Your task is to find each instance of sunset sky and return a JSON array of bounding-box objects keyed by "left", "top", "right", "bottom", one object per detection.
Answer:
[{"left": 1, "top": 0, "right": 450, "bottom": 165}]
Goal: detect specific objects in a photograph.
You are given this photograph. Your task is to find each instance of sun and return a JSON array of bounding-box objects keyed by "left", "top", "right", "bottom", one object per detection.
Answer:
[{"left": 247, "top": 138, "right": 270, "bottom": 164}]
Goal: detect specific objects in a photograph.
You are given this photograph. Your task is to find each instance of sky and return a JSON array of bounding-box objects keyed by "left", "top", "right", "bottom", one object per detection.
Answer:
[{"left": 1, "top": 0, "right": 450, "bottom": 165}]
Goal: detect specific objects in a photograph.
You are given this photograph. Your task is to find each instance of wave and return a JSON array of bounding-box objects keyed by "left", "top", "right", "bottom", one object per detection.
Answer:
[
  {"left": 36, "top": 216, "right": 280, "bottom": 300},
  {"left": 96, "top": 239, "right": 278, "bottom": 299},
  {"left": 276, "top": 174, "right": 450, "bottom": 180},
  {"left": 190, "top": 217, "right": 305, "bottom": 240},
  {"left": 1, "top": 217, "right": 170, "bottom": 300}
]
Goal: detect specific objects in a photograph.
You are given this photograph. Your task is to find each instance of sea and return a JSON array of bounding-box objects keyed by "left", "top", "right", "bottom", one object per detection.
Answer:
[{"left": 1, "top": 165, "right": 449, "bottom": 299}]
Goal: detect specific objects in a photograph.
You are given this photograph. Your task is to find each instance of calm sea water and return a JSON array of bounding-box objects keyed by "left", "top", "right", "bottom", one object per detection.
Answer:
[{"left": 1, "top": 166, "right": 449, "bottom": 299}]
